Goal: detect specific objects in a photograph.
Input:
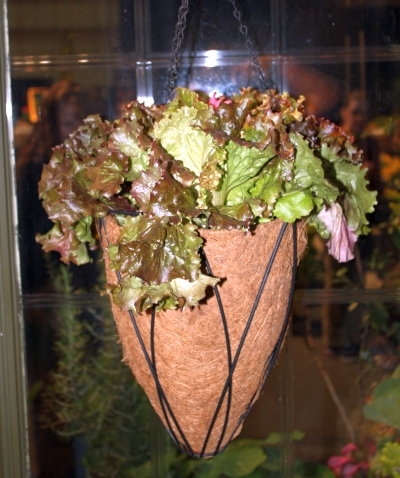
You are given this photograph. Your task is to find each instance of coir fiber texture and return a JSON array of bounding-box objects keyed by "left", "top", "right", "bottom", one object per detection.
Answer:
[{"left": 101, "top": 216, "right": 307, "bottom": 456}]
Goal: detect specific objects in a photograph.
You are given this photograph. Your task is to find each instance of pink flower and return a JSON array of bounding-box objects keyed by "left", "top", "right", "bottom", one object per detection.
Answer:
[
  {"left": 327, "top": 442, "right": 369, "bottom": 477},
  {"left": 317, "top": 203, "right": 357, "bottom": 262},
  {"left": 343, "top": 462, "right": 369, "bottom": 478},
  {"left": 341, "top": 443, "right": 359, "bottom": 455},
  {"left": 343, "top": 462, "right": 362, "bottom": 478},
  {"left": 328, "top": 455, "right": 353, "bottom": 476},
  {"left": 209, "top": 92, "right": 232, "bottom": 109},
  {"left": 364, "top": 440, "right": 377, "bottom": 458}
]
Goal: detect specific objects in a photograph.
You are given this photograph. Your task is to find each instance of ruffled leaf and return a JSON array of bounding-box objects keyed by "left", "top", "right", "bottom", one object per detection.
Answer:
[
  {"left": 85, "top": 152, "right": 129, "bottom": 199},
  {"left": 108, "top": 215, "right": 202, "bottom": 285},
  {"left": 216, "top": 140, "right": 277, "bottom": 206},
  {"left": 317, "top": 203, "right": 357, "bottom": 262},
  {"left": 170, "top": 274, "right": 220, "bottom": 308},
  {"left": 155, "top": 106, "right": 217, "bottom": 176},
  {"left": 36, "top": 221, "right": 91, "bottom": 265}
]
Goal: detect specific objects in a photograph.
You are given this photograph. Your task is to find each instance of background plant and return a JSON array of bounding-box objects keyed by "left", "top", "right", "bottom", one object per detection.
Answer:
[{"left": 40, "top": 261, "right": 151, "bottom": 478}]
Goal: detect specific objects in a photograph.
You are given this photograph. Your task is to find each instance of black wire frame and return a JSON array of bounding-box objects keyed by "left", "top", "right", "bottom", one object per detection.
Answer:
[{"left": 99, "top": 216, "right": 298, "bottom": 458}]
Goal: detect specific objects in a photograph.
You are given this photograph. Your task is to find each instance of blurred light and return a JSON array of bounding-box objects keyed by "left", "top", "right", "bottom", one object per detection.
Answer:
[
  {"left": 205, "top": 50, "right": 219, "bottom": 68},
  {"left": 6, "top": 99, "right": 12, "bottom": 120},
  {"left": 137, "top": 96, "right": 154, "bottom": 107}
]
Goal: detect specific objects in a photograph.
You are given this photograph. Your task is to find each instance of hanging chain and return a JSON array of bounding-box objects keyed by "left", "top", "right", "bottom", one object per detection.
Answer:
[
  {"left": 165, "top": 0, "right": 272, "bottom": 102},
  {"left": 165, "top": 0, "right": 190, "bottom": 102},
  {"left": 228, "top": 0, "right": 268, "bottom": 90}
]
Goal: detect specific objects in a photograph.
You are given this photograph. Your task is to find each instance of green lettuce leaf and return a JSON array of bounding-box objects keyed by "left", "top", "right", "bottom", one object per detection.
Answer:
[
  {"left": 274, "top": 191, "right": 314, "bottom": 223},
  {"left": 72, "top": 216, "right": 96, "bottom": 247},
  {"left": 108, "top": 119, "right": 150, "bottom": 180},
  {"left": 287, "top": 133, "right": 339, "bottom": 204},
  {"left": 107, "top": 275, "right": 176, "bottom": 314},
  {"left": 155, "top": 106, "right": 217, "bottom": 176},
  {"left": 108, "top": 272, "right": 219, "bottom": 313},
  {"left": 216, "top": 140, "right": 277, "bottom": 206},
  {"left": 332, "top": 160, "right": 377, "bottom": 235},
  {"left": 170, "top": 274, "right": 219, "bottom": 308},
  {"left": 174, "top": 87, "right": 209, "bottom": 112},
  {"left": 241, "top": 113, "right": 269, "bottom": 143},
  {"left": 199, "top": 147, "right": 225, "bottom": 193},
  {"left": 250, "top": 157, "right": 292, "bottom": 218}
]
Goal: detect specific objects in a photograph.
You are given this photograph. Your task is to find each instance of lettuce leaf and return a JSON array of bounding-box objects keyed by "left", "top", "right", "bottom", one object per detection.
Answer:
[
  {"left": 129, "top": 156, "right": 197, "bottom": 220},
  {"left": 249, "top": 157, "right": 292, "bottom": 218},
  {"left": 36, "top": 87, "right": 377, "bottom": 312},
  {"left": 85, "top": 152, "right": 129, "bottom": 199},
  {"left": 73, "top": 216, "right": 96, "bottom": 247},
  {"left": 317, "top": 203, "right": 357, "bottom": 262},
  {"left": 167, "top": 87, "right": 207, "bottom": 112},
  {"left": 271, "top": 133, "right": 339, "bottom": 222},
  {"left": 287, "top": 133, "right": 339, "bottom": 204},
  {"left": 107, "top": 275, "right": 176, "bottom": 314},
  {"left": 274, "top": 191, "right": 315, "bottom": 223},
  {"left": 331, "top": 158, "right": 377, "bottom": 236},
  {"left": 108, "top": 215, "right": 202, "bottom": 285},
  {"left": 170, "top": 274, "right": 220, "bottom": 308},
  {"left": 208, "top": 203, "right": 254, "bottom": 228},
  {"left": 36, "top": 221, "right": 91, "bottom": 265},
  {"left": 107, "top": 272, "right": 219, "bottom": 313},
  {"left": 108, "top": 119, "right": 150, "bottom": 180},
  {"left": 38, "top": 148, "right": 108, "bottom": 226},
  {"left": 215, "top": 140, "right": 277, "bottom": 206},
  {"left": 155, "top": 106, "right": 217, "bottom": 176}
]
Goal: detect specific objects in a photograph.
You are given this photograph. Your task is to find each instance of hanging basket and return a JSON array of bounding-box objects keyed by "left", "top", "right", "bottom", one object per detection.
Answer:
[
  {"left": 100, "top": 215, "right": 307, "bottom": 457},
  {"left": 36, "top": 0, "right": 377, "bottom": 460}
]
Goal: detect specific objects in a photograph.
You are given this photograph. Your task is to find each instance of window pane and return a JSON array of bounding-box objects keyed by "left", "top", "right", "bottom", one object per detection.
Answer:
[{"left": 6, "top": 0, "right": 400, "bottom": 476}]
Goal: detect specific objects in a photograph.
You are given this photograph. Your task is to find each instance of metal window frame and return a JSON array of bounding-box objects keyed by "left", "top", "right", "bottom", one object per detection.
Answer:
[{"left": 0, "top": 2, "right": 29, "bottom": 477}]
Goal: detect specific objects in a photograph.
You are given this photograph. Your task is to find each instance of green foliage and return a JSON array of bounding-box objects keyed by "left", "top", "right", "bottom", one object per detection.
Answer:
[
  {"left": 370, "top": 441, "right": 400, "bottom": 478},
  {"left": 220, "top": 140, "right": 277, "bottom": 206},
  {"left": 156, "top": 105, "right": 216, "bottom": 176},
  {"left": 188, "top": 442, "right": 266, "bottom": 478},
  {"left": 380, "top": 442, "right": 400, "bottom": 477},
  {"left": 293, "top": 461, "right": 336, "bottom": 478},
  {"left": 364, "top": 365, "right": 400, "bottom": 429},
  {"left": 40, "top": 263, "right": 151, "bottom": 478},
  {"left": 128, "top": 431, "right": 334, "bottom": 478},
  {"left": 37, "top": 88, "right": 376, "bottom": 313}
]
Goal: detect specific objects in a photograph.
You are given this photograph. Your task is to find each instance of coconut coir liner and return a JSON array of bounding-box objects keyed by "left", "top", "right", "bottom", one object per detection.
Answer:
[{"left": 101, "top": 216, "right": 307, "bottom": 456}]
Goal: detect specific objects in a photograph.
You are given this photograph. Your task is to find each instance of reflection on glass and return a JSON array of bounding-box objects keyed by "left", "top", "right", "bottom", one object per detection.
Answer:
[{"left": 5, "top": 0, "right": 400, "bottom": 476}]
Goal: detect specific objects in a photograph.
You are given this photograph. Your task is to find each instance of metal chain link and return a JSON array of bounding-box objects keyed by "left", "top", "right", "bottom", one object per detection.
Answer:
[
  {"left": 228, "top": 0, "right": 268, "bottom": 90},
  {"left": 165, "top": 0, "right": 273, "bottom": 102},
  {"left": 165, "top": 0, "right": 190, "bottom": 102}
]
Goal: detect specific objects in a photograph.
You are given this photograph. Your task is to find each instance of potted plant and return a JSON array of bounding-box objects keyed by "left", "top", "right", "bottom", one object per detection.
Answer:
[{"left": 36, "top": 87, "right": 376, "bottom": 456}]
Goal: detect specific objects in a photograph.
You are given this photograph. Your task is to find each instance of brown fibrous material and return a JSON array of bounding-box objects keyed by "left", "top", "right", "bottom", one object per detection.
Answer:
[{"left": 101, "top": 216, "right": 307, "bottom": 456}]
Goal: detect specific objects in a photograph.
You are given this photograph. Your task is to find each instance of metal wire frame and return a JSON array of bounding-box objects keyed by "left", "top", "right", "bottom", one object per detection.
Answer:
[{"left": 100, "top": 215, "right": 298, "bottom": 458}]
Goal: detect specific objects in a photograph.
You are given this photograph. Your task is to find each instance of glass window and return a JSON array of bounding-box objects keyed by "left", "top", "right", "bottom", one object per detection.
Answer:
[{"left": 4, "top": 0, "right": 400, "bottom": 476}]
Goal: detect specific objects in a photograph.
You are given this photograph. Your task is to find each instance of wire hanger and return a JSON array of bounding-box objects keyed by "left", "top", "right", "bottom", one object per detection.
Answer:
[{"left": 165, "top": 0, "right": 272, "bottom": 102}]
